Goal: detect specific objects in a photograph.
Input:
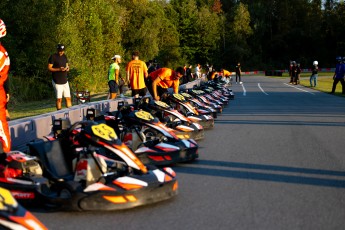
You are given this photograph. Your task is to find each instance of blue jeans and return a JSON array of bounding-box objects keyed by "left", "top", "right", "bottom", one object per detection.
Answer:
[{"left": 310, "top": 74, "right": 317, "bottom": 87}]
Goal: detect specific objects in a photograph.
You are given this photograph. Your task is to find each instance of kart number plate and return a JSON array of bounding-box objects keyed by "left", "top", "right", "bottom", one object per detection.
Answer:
[
  {"left": 91, "top": 124, "right": 117, "bottom": 141},
  {"left": 173, "top": 94, "right": 185, "bottom": 101},
  {"left": 154, "top": 100, "right": 170, "bottom": 108},
  {"left": 181, "top": 93, "right": 191, "bottom": 98},
  {"left": 135, "top": 111, "right": 154, "bottom": 121}
]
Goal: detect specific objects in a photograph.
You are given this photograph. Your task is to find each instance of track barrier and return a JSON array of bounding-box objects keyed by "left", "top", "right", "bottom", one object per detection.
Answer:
[{"left": 8, "top": 80, "right": 201, "bottom": 152}]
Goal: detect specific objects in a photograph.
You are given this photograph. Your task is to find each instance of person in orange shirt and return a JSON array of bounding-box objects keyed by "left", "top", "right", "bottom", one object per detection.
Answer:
[
  {"left": 221, "top": 68, "right": 232, "bottom": 84},
  {"left": 221, "top": 69, "right": 231, "bottom": 79},
  {"left": 0, "top": 19, "right": 11, "bottom": 155},
  {"left": 126, "top": 51, "right": 148, "bottom": 97},
  {"left": 147, "top": 67, "right": 184, "bottom": 101},
  {"left": 209, "top": 71, "right": 218, "bottom": 80}
]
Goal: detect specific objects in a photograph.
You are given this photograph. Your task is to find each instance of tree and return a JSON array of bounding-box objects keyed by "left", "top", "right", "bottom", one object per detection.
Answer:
[
  {"left": 170, "top": 0, "right": 200, "bottom": 64},
  {"left": 223, "top": 2, "right": 253, "bottom": 68},
  {"left": 57, "top": 0, "right": 126, "bottom": 91}
]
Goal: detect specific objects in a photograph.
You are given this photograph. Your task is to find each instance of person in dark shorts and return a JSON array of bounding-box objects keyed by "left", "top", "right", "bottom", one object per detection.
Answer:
[{"left": 108, "top": 54, "right": 121, "bottom": 99}]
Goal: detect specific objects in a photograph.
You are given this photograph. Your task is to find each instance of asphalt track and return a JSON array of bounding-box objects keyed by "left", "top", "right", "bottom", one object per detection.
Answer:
[{"left": 33, "top": 75, "right": 345, "bottom": 230}]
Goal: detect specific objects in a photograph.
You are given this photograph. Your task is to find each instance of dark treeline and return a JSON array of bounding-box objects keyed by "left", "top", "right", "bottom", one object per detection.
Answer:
[{"left": 0, "top": 0, "right": 344, "bottom": 100}]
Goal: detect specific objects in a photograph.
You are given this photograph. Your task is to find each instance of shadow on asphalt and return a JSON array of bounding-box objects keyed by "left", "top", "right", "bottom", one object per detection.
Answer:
[
  {"left": 214, "top": 119, "right": 345, "bottom": 127},
  {"left": 175, "top": 159, "right": 345, "bottom": 188}
]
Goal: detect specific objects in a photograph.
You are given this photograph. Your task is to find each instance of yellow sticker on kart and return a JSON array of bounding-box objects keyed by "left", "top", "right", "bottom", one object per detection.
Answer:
[
  {"left": 135, "top": 110, "right": 154, "bottom": 121},
  {"left": 173, "top": 94, "right": 185, "bottom": 101},
  {"left": 154, "top": 100, "right": 170, "bottom": 108},
  {"left": 91, "top": 124, "right": 117, "bottom": 141},
  {"left": 181, "top": 93, "right": 192, "bottom": 98},
  {"left": 0, "top": 187, "right": 18, "bottom": 210}
]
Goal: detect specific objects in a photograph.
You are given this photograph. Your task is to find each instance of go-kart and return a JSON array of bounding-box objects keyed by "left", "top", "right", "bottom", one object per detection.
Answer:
[
  {"left": 163, "top": 93, "right": 214, "bottom": 129},
  {"left": 201, "top": 87, "right": 229, "bottom": 105},
  {"left": 1, "top": 120, "right": 178, "bottom": 211},
  {"left": 0, "top": 186, "right": 47, "bottom": 230},
  {"left": 136, "top": 97, "right": 204, "bottom": 140},
  {"left": 204, "top": 80, "right": 235, "bottom": 99},
  {"left": 85, "top": 107, "right": 181, "bottom": 166},
  {"left": 188, "top": 89, "right": 223, "bottom": 113},
  {"left": 102, "top": 102, "right": 199, "bottom": 165},
  {"left": 180, "top": 92, "right": 218, "bottom": 118}
]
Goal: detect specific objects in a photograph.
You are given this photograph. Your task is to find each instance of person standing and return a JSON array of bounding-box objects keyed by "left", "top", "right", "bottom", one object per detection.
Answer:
[
  {"left": 194, "top": 64, "right": 201, "bottom": 79},
  {"left": 48, "top": 44, "right": 72, "bottom": 110},
  {"left": 186, "top": 65, "right": 193, "bottom": 82},
  {"left": 146, "top": 67, "right": 184, "bottom": 101},
  {"left": 310, "top": 61, "right": 318, "bottom": 87},
  {"left": 148, "top": 59, "right": 157, "bottom": 74},
  {"left": 296, "top": 62, "right": 302, "bottom": 84},
  {"left": 107, "top": 54, "right": 121, "bottom": 99},
  {"left": 291, "top": 61, "right": 298, "bottom": 85},
  {"left": 0, "top": 19, "right": 11, "bottom": 154},
  {"left": 235, "top": 62, "right": 242, "bottom": 84},
  {"left": 288, "top": 61, "right": 293, "bottom": 84},
  {"left": 330, "top": 56, "right": 345, "bottom": 94},
  {"left": 126, "top": 51, "right": 148, "bottom": 97}
]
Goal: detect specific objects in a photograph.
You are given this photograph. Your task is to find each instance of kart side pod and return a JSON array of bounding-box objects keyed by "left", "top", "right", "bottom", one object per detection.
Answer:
[{"left": 73, "top": 150, "right": 107, "bottom": 186}]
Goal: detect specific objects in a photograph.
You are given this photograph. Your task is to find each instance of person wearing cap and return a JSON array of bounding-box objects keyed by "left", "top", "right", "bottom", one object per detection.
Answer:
[
  {"left": 0, "top": 19, "right": 11, "bottom": 154},
  {"left": 310, "top": 61, "right": 318, "bottom": 87},
  {"left": 330, "top": 56, "right": 345, "bottom": 94},
  {"left": 48, "top": 43, "right": 72, "bottom": 110},
  {"left": 146, "top": 67, "right": 185, "bottom": 101},
  {"left": 126, "top": 51, "right": 148, "bottom": 97},
  {"left": 108, "top": 54, "right": 122, "bottom": 99}
]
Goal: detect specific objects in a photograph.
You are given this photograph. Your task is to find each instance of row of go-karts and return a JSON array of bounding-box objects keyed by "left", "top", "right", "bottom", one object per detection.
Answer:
[{"left": 0, "top": 80, "right": 234, "bottom": 229}]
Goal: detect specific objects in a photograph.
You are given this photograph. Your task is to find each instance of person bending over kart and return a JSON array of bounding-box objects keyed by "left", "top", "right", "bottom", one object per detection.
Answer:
[
  {"left": 221, "top": 68, "right": 232, "bottom": 83},
  {"left": 146, "top": 67, "right": 184, "bottom": 101}
]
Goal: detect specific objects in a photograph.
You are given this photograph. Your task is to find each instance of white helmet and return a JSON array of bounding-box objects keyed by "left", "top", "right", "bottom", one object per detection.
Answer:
[
  {"left": 313, "top": 61, "right": 318, "bottom": 65},
  {"left": 0, "top": 19, "right": 6, "bottom": 38}
]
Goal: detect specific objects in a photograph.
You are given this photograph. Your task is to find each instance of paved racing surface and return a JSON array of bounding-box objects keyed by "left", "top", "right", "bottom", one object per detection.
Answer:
[{"left": 34, "top": 76, "right": 345, "bottom": 230}]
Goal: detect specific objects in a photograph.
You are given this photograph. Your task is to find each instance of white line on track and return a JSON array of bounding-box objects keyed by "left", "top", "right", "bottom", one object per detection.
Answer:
[
  {"left": 258, "top": 83, "right": 269, "bottom": 95},
  {"left": 283, "top": 83, "right": 315, "bottom": 95},
  {"left": 241, "top": 83, "right": 246, "bottom": 96}
]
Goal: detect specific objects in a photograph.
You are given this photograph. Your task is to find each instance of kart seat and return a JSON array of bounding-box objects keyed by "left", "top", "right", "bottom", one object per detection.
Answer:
[{"left": 28, "top": 140, "right": 74, "bottom": 181}]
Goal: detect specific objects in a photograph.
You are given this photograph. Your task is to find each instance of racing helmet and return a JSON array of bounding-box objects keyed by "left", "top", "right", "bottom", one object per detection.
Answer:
[
  {"left": 0, "top": 19, "right": 6, "bottom": 38},
  {"left": 313, "top": 61, "right": 318, "bottom": 65},
  {"left": 336, "top": 56, "right": 342, "bottom": 62}
]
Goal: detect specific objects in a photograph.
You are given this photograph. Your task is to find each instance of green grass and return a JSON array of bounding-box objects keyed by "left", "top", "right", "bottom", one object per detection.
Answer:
[
  {"left": 8, "top": 92, "right": 109, "bottom": 120},
  {"left": 278, "top": 72, "right": 344, "bottom": 97}
]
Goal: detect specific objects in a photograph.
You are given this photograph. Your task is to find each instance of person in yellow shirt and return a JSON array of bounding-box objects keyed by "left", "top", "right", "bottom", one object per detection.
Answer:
[
  {"left": 126, "top": 51, "right": 148, "bottom": 97},
  {"left": 221, "top": 68, "right": 232, "bottom": 84},
  {"left": 147, "top": 67, "right": 184, "bottom": 101}
]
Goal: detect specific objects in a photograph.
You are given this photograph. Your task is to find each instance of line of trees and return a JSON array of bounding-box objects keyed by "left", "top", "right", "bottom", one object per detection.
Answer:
[{"left": 0, "top": 0, "right": 344, "bottom": 101}]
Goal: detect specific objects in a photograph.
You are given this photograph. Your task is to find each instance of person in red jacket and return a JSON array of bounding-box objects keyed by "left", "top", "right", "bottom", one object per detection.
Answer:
[{"left": 0, "top": 19, "right": 11, "bottom": 155}]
